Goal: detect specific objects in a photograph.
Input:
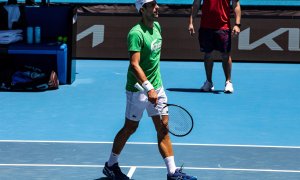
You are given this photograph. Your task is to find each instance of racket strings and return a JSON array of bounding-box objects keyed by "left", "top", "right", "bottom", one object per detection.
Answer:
[{"left": 165, "top": 106, "right": 193, "bottom": 136}]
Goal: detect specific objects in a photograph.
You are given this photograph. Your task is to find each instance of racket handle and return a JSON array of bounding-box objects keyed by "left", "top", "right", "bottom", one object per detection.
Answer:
[{"left": 134, "top": 82, "right": 145, "bottom": 92}]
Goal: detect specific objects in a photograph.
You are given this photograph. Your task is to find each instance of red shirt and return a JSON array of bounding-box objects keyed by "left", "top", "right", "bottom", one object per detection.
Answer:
[{"left": 200, "top": 0, "right": 231, "bottom": 30}]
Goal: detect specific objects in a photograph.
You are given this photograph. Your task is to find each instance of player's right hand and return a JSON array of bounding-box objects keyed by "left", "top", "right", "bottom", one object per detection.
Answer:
[
  {"left": 147, "top": 89, "right": 158, "bottom": 105},
  {"left": 188, "top": 24, "right": 195, "bottom": 36}
]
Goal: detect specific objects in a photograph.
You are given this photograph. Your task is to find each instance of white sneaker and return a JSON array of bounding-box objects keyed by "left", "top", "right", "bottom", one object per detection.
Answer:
[
  {"left": 224, "top": 81, "right": 234, "bottom": 93},
  {"left": 200, "top": 80, "right": 214, "bottom": 92}
]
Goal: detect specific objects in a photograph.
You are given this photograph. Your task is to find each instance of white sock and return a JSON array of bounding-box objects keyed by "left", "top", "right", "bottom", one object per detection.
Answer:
[
  {"left": 164, "top": 156, "right": 177, "bottom": 175},
  {"left": 107, "top": 152, "right": 119, "bottom": 167}
]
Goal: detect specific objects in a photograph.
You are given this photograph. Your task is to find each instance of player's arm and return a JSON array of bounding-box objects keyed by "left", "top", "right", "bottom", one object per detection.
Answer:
[
  {"left": 188, "top": 0, "right": 201, "bottom": 36},
  {"left": 232, "top": 0, "right": 241, "bottom": 35},
  {"left": 129, "top": 51, "right": 158, "bottom": 105},
  {"left": 129, "top": 51, "right": 147, "bottom": 84}
]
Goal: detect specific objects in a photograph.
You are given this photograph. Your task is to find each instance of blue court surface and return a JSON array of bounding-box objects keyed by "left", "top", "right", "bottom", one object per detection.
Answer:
[{"left": 1, "top": 60, "right": 300, "bottom": 179}]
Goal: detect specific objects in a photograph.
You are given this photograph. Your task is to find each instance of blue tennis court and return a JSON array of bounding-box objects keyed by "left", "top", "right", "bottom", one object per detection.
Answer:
[{"left": 1, "top": 60, "right": 300, "bottom": 179}]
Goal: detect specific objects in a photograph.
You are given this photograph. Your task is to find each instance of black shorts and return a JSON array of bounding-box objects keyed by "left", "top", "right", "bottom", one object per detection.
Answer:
[{"left": 198, "top": 28, "right": 231, "bottom": 53}]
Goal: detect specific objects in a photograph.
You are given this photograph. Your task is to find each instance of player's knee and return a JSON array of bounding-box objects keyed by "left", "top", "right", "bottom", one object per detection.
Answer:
[
  {"left": 122, "top": 126, "right": 137, "bottom": 136},
  {"left": 158, "top": 126, "right": 169, "bottom": 137},
  {"left": 157, "top": 131, "right": 171, "bottom": 144},
  {"left": 123, "top": 119, "right": 139, "bottom": 135},
  {"left": 204, "top": 53, "right": 212, "bottom": 60},
  {"left": 221, "top": 53, "right": 230, "bottom": 61}
]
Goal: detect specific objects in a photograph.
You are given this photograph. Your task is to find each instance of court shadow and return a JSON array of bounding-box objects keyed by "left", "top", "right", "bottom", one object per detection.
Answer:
[{"left": 166, "top": 88, "right": 223, "bottom": 94}]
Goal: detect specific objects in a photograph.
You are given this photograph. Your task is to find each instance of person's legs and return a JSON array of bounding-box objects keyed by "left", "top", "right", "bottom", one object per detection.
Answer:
[
  {"left": 215, "top": 29, "right": 232, "bottom": 82},
  {"left": 204, "top": 52, "right": 214, "bottom": 83},
  {"left": 110, "top": 90, "right": 145, "bottom": 159},
  {"left": 112, "top": 119, "right": 139, "bottom": 155},
  {"left": 107, "top": 120, "right": 139, "bottom": 166},
  {"left": 221, "top": 52, "right": 232, "bottom": 83},
  {"left": 199, "top": 52, "right": 215, "bottom": 91},
  {"left": 146, "top": 88, "right": 196, "bottom": 179},
  {"left": 222, "top": 53, "right": 234, "bottom": 93},
  {"left": 152, "top": 115, "right": 177, "bottom": 174},
  {"left": 199, "top": 28, "right": 214, "bottom": 91},
  {"left": 152, "top": 115, "right": 174, "bottom": 157},
  {"left": 151, "top": 115, "right": 197, "bottom": 179},
  {"left": 103, "top": 91, "right": 146, "bottom": 179},
  {"left": 215, "top": 29, "right": 234, "bottom": 93},
  {"left": 103, "top": 119, "right": 138, "bottom": 180},
  {"left": 146, "top": 88, "right": 176, "bottom": 174}
]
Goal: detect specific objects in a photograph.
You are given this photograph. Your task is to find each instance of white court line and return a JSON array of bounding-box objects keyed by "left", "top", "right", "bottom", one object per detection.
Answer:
[
  {"left": 0, "top": 164, "right": 300, "bottom": 173},
  {"left": 1, "top": 140, "right": 300, "bottom": 149},
  {"left": 127, "top": 166, "right": 136, "bottom": 178}
]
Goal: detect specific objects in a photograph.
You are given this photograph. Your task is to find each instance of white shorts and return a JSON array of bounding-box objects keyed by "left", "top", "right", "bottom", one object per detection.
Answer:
[{"left": 125, "top": 87, "right": 168, "bottom": 121}]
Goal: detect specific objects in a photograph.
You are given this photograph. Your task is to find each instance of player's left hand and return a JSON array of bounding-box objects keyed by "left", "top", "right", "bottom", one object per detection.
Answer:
[{"left": 232, "top": 26, "right": 240, "bottom": 36}]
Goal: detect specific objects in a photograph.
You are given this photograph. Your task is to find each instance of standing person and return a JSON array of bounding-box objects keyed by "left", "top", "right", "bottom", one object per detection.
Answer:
[
  {"left": 188, "top": 0, "right": 241, "bottom": 93},
  {"left": 102, "top": 0, "right": 197, "bottom": 179}
]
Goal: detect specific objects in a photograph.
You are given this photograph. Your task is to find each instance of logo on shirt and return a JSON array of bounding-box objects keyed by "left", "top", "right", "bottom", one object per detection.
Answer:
[{"left": 151, "top": 39, "right": 162, "bottom": 52}]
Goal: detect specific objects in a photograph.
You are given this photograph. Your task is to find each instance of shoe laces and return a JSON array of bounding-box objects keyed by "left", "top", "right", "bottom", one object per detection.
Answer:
[
  {"left": 176, "top": 164, "right": 187, "bottom": 176},
  {"left": 110, "top": 164, "right": 127, "bottom": 178}
]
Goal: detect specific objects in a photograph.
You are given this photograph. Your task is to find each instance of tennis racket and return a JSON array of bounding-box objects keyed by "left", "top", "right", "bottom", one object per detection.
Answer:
[
  {"left": 134, "top": 83, "right": 194, "bottom": 137},
  {"left": 160, "top": 103, "right": 194, "bottom": 137}
]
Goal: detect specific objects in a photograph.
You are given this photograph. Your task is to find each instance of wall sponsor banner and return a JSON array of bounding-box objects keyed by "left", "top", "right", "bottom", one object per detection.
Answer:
[
  {"left": 235, "top": 18, "right": 300, "bottom": 62},
  {"left": 76, "top": 14, "right": 300, "bottom": 62}
]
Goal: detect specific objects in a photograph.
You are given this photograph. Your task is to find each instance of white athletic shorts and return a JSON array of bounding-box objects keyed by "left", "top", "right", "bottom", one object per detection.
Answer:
[{"left": 125, "top": 87, "right": 168, "bottom": 121}]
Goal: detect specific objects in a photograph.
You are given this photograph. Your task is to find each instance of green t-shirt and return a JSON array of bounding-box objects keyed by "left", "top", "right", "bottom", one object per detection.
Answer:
[{"left": 126, "top": 21, "right": 163, "bottom": 92}]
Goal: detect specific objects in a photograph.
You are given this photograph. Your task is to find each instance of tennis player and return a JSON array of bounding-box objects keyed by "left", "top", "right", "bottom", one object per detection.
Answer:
[
  {"left": 188, "top": 0, "right": 242, "bottom": 93},
  {"left": 102, "top": 0, "right": 197, "bottom": 179}
]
